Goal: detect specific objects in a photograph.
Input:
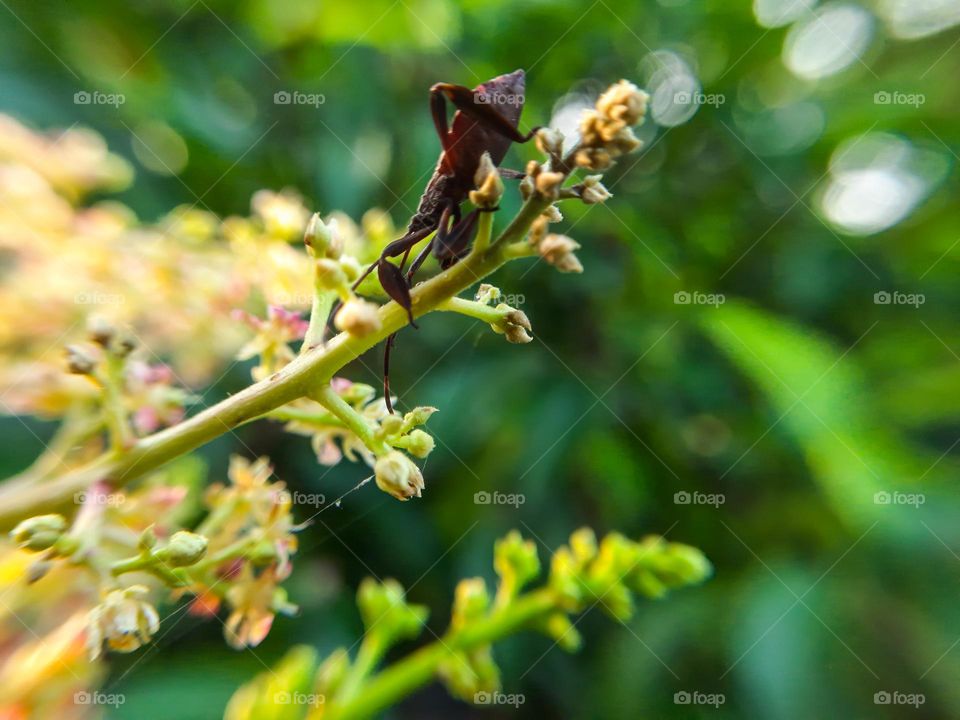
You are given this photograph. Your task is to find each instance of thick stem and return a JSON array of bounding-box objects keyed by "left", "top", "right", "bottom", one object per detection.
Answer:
[
  {"left": 0, "top": 194, "right": 550, "bottom": 529},
  {"left": 319, "top": 588, "right": 558, "bottom": 720}
]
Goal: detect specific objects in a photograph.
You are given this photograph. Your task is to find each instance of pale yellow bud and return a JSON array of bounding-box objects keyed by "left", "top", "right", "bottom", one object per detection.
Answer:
[{"left": 334, "top": 299, "right": 382, "bottom": 337}]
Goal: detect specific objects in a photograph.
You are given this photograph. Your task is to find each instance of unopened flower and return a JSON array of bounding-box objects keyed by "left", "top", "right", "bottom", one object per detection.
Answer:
[
  {"left": 535, "top": 127, "right": 564, "bottom": 158},
  {"left": 10, "top": 514, "right": 67, "bottom": 551},
  {"left": 469, "top": 152, "right": 503, "bottom": 209},
  {"left": 335, "top": 298, "right": 382, "bottom": 337},
  {"left": 65, "top": 344, "right": 96, "bottom": 375},
  {"left": 304, "top": 213, "right": 341, "bottom": 259},
  {"left": 86, "top": 585, "right": 160, "bottom": 659},
  {"left": 374, "top": 451, "right": 425, "bottom": 501},
  {"left": 156, "top": 530, "right": 208, "bottom": 567},
  {"left": 576, "top": 80, "right": 649, "bottom": 171},
  {"left": 580, "top": 175, "right": 612, "bottom": 204},
  {"left": 520, "top": 160, "right": 564, "bottom": 201},
  {"left": 314, "top": 258, "right": 348, "bottom": 292},
  {"left": 491, "top": 306, "right": 533, "bottom": 344},
  {"left": 404, "top": 429, "right": 435, "bottom": 458},
  {"left": 538, "top": 234, "right": 583, "bottom": 273}
]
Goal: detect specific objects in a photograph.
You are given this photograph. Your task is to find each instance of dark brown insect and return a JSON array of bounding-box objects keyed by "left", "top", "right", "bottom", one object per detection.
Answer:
[{"left": 350, "top": 69, "right": 540, "bottom": 412}]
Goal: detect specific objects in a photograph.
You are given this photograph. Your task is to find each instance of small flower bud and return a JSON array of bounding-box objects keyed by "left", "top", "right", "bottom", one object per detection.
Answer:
[
  {"left": 157, "top": 530, "right": 208, "bottom": 567},
  {"left": 505, "top": 325, "right": 532, "bottom": 344},
  {"left": 534, "top": 170, "right": 565, "bottom": 201},
  {"left": 404, "top": 429, "right": 435, "bottom": 458},
  {"left": 88, "top": 316, "right": 116, "bottom": 347},
  {"left": 450, "top": 578, "right": 490, "bottom": 629},
  {"left": 374, "top": 451, "right": 425, "bottom": 501},
  {"left": 544, "top": 612, "right": 582, "bottom": 652},
  {"left": 541, "top": 204, "right": 563, "bottom": 223},
  {"left": 468, "top": 152, "right": 503, "bottom": 209},
  {"left": 402, "top": 406, "right": 438, "bottom": 428},
  {"left": 315, "top": 258, "right": 348, "bottom": 292},
  {"left": 10, "top": 514, "right": 67, "bottom": 551},
  {"left": 138, "top": 526, "right": 158, "bottom": 551},
  {"left": 304, "top": 213, "right": 339, "bottom": 258},
  {"left": 334, "top": 299, "right": 382, "bottom": 337},
  {"left": 65, "top": 344, "right": 96, "bottom": 374},
  {"left": 379, "top": 414, "right": 405, "bottom": 437},
  {"left": 580, "top": 175, "right": 612, "bottom": 204},
  {"left": 535, "top": 127, "right": 564, "bottom": 157},
  {"left": 538, "top": 234, "right": 584, "bottom": 273},
  {"left": 504, "top": 309, "right": 531, "bottom": 331}
]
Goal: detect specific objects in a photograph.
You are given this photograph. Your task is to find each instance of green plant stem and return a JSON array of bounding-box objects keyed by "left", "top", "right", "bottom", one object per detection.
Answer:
[
  {"left": 320, "top": 588, "right": 558, "bottom": 720},
  {"left": 334, "top": 632, "right": 389, "bottom": 704},
  {"left": 0, "top": 193, "right": 552, "bottom": 529},
  {"left": 101, "top": 355, "right": 132, "bottom": 451},
  {"left": 310, "top": 384, "right": 388, "bottom": 456},
  {"left": 301, "top": 286, "right": 336, "bottom": 354},
  {"left": 265, "top": 406, "right": 347, "bottom": 429},
  {"left": 435, "top": 297, "right": 506, "bottom": 325}
]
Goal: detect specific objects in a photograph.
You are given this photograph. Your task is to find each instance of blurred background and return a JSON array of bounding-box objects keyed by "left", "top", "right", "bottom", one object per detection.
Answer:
[{"left": 2, "top": 0, "right": 960, "bottom": 717}]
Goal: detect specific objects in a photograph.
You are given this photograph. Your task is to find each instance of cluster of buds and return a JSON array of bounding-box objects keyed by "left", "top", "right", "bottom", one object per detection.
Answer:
[
  {"left": 549, "top": 529, "right": 711, "bottom": 620},
  {"left": 575, "top": 80, "right": 649, "bottom": 171},
  {"left": 65, "top": 317, "right": 191, "bottom": 444},
  {"left": 527, "top": 213, "right": 583, "bottom": 274},
  {"left": 519, "top": 159, "right": 565, "bottom": 202},
  {"left": 475, "top": 284, "right": 533, "bottom": 343},
  {"left": 376, "top": 405, "right": 437, "bottom": 459}
]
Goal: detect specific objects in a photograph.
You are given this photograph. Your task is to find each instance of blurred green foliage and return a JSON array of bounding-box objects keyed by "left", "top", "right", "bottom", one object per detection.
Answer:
[{"left": 2, "top": 0, "right": 960, "bottom": 717}]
